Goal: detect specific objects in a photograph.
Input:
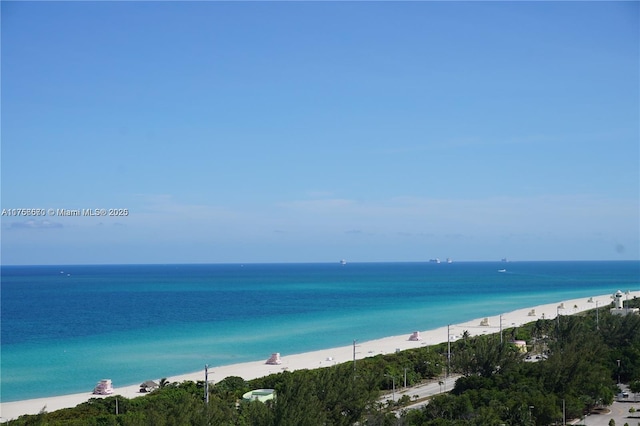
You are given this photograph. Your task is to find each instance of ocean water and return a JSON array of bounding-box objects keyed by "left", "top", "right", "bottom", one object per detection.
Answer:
[{"left": 1, "top": 261, "right": 638, "bottom": 402}]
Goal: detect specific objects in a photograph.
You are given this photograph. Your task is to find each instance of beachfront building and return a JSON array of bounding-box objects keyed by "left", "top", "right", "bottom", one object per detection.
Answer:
[
  {"left": 242, "top": 389, "right": 276, "bottom": 403},
  {"left": 610, "top": 290, "right": 639, "bottom": 317}
]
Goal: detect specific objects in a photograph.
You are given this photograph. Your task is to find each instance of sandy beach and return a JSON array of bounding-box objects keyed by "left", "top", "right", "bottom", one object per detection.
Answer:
[{"left": 2, "top": 291, "right": 638, "bottom": 422}]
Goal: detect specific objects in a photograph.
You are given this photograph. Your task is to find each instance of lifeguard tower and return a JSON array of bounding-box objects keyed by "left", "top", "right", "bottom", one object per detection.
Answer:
[
  {"left": 610, "top": 290, "right": 639, "bottom": 316},
  {"left": 266, "top": 353, "right": 282, "bottom": 365}
]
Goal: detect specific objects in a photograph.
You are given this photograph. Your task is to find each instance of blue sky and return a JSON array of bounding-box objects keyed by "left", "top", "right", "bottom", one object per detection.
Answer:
[{"left": 1, "top": 1, "right": 638, "bottom": 265}]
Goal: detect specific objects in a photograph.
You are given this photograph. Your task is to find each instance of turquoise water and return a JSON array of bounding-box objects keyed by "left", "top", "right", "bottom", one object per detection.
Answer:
[{"left": 1, "top": 261, "right": 638, "bottom": 402}]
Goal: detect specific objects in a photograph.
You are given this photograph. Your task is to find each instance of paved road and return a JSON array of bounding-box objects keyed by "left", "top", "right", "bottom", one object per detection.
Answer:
[
  {"left": 379, "top": 375, "right": 461, "bottom": 411},
  {"left": 380, "top": 379, "right": 640, "bottom": 425}
]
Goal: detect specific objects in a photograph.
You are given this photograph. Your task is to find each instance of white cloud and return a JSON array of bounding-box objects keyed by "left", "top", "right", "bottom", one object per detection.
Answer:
[
  {"left": 9, "top": 220, "right": 63, "bottom": 229},
  {"left": 278, "top": 194, "right": 638, "bottom": 240},
  {"left": 280, "top": 198, "right": 356, "bottom": 212}
]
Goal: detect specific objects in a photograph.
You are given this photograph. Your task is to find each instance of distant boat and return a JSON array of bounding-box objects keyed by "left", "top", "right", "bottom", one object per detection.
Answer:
[
  {"left": 498, "top": 269, "right": 507, "bottom": 273},
  {"left": 340, "top": 259, "right": 347, "bottom": 265},
  {"left": 501, "top": 258, "right": 509, "bottom": 262},
  {"left": 446, "top": 258, "right": 453, "bottom": 264},
  {"left": 429, "top": 258, "right": 440, "bottom": 264}
]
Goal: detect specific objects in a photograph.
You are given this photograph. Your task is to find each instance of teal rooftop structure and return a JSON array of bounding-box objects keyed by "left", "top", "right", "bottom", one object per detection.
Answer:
[{"left": 242, "top": 389, "right": 276, "bottom": 403}]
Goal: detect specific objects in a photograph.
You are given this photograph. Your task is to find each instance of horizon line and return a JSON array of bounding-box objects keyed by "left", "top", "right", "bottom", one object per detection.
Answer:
[{"left": 2, "top": 259, "right": 639, "bottom": 268}]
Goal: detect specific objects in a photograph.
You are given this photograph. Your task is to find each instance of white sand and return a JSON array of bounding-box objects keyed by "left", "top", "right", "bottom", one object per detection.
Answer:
[{"left": 2, "top": 291, "right": 638, "bottom": 422}]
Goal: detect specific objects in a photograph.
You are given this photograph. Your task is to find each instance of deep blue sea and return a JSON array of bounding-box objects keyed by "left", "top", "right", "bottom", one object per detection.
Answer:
[{"left": 1, "top": 261, "right": 638, "bottom": 402}]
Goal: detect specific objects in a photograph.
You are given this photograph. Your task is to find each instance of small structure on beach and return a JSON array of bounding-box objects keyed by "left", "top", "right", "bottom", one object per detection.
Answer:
[
  {"left": 610, "top": 290, "right": 639, "bottom": 316},
  {"left": 479, "top": 317, "right": 490, "bottom": 326},
  {"left": 266, "top": 353, "right": 282, "bottom": 365},
  {"left": 408, "top": 331, "right": 422, "bottom": 341},
  {"left": 242, "top": 389, "right": 276, "bottom": 403},
  {"left": 139, "top": 380, "right": 159, "bottom": 393},
  {"left": 93, "top": 379, "right": 114, "bottom": 395}
]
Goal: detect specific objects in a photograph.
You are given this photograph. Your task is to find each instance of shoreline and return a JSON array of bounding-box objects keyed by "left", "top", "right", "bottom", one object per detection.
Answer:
[{"left": 2, "top": 291, "right": 638, "bottom": 422}]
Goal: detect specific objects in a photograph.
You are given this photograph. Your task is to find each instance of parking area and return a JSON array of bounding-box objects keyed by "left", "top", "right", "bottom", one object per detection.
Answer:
[{"left": 570, "top": 401, "right": 640, "bottom": 426}]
